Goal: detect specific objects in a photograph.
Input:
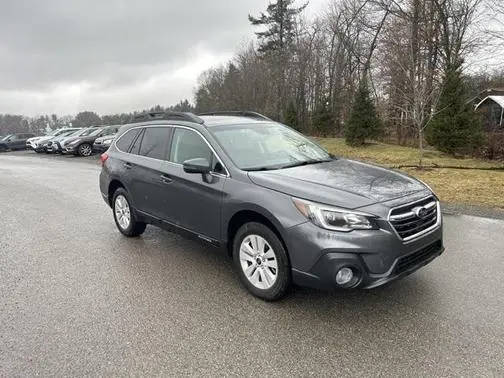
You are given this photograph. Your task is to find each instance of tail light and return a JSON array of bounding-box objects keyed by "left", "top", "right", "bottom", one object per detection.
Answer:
[{"left": 100, "top": 153, "right": 109, "bottom": 165}]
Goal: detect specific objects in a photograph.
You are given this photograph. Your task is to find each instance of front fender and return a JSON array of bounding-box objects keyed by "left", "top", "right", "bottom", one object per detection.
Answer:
[{"left": 220, "top": 178, "right": 308, "bottom": 245}]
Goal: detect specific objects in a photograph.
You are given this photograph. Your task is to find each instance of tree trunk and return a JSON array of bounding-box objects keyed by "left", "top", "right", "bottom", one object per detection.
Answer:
[{"left": 419, "top": 127, "right": 424, "bottom": 168}]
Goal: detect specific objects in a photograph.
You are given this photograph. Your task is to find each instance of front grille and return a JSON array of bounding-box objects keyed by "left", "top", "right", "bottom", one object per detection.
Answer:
[
  {"left": 394, "top": 240, "right": 442, "bottom": 274},
  {"left": 389, "top": 196, "right": 439, "bottom": 240}
]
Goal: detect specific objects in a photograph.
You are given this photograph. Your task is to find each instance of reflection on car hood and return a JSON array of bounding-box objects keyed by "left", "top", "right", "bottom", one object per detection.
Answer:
[
  {"left": 94, "top": 135, "right": 115, "bottom": 143},
  {"left": 28, "top": 136, "right": 51, "bottom": 143},
  {"left": 248, "top": 159, "right": 428, "bottom": 209}
]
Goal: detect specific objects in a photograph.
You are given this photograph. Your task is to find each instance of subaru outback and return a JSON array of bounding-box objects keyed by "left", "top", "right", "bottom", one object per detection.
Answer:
[{"left": 99, "top": 111, "right": 443, "bottom": 300}]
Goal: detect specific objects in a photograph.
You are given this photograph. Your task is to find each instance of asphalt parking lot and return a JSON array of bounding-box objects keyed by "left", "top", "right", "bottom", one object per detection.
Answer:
[{"left": 1, "top": 150, "right": 503, "bottom": 376}]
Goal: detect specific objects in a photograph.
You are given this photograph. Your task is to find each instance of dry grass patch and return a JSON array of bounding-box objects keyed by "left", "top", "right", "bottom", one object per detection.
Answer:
[{"left": 316, "top": 137, "right": 504, "bottom": 169}]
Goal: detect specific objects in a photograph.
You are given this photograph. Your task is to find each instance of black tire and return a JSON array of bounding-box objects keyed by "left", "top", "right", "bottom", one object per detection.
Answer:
[
  {"left": 77, "top": 143, "right": 93, "bottom": 157},
  {"left": 112, "top": 188, "right": 146, "bottom": 237},
  {"left": 233, "top": 222, "right": 291, "bottom": 301}
]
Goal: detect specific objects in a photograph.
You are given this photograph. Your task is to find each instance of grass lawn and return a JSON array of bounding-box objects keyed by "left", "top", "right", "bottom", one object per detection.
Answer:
[{"left": 316, "top": 138, "right": 504, "bottom": 209}]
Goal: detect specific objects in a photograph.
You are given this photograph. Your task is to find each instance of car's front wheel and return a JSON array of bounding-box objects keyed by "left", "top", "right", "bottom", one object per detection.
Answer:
[
  {"left": 112, "top": 188, "right": 146, "bottom": 237},
  {"left": 78, "top": 143, "right": 93, "bottom": 157},
  {"left": 233, "top": 222, "right": 291, "bottom": 301}
]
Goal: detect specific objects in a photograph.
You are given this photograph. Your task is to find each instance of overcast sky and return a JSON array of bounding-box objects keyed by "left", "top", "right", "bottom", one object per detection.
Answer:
[{"left": 0, "top": 0, "right": 326, "bottom": 116}]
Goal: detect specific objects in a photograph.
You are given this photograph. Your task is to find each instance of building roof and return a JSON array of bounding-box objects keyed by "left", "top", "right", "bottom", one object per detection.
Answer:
[{"left": 475, "top": 95, "right": 504, "bottom": 110}]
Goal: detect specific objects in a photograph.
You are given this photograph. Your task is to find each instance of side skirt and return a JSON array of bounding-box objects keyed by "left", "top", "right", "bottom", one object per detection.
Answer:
[{"left": 136, "top": 209, "right": 223, "bottom": 249}]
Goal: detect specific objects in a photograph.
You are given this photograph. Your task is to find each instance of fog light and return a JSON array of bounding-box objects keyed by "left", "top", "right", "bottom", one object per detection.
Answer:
[{"left": 336, "top": 267, "right": 354, "bottom": 285}]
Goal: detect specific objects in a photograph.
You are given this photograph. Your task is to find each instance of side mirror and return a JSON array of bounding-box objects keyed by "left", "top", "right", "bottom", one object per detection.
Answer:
[{"left": 183, "top": 158, "right": 211, "bottom": 174}]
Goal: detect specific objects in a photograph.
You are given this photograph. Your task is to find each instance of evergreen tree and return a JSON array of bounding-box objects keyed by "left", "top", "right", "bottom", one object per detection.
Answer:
[
  {"left": 426, "top": 66, "right": 483, "bottom": 155},
  {"left": 345, "top": 79, "right": 381, "bottom": 146},
  {"left": 284, "top": 100, "right": 299, "bottom": 130},
  {"left": 312, "top": 99, "right": 334, "bottom": 137},
  {"left": 72, "top": 111, "right": 102, "bottom": 128},
  {"left": 248, "top": 0, "right": 308, "bottom": 53}
]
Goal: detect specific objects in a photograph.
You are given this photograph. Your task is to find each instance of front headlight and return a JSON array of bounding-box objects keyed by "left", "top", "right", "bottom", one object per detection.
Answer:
[
  {"left": 292, "top": 198, "right": 378, "bottom": 232},
  {"left": 103, "top": 139, "right": 112, "bottom": 145}
]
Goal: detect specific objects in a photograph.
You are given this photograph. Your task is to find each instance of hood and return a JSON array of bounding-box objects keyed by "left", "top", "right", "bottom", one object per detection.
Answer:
[
  {"left": 27, "top": 136, "right": 46, "bottom": 143},
  {"left": 52, "top": 134, "right": 72, "bottom": 142},
  {"left": 94, "top": 134, "right": 115, "bottom": 143},
  {"left": 248, "top": 159, "right": 428, "bottom": 209},
  {"left": 71, "top": 135, "right": 100, "bottom": 143},
  {"left": 64, "top": 136, "right": 81, "bottom": 145}
]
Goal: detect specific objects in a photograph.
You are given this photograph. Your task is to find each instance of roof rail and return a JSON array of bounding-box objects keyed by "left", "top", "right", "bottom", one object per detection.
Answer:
[
  {"left": 198, "top": 111, "right": 271, "bottom": 121},
  {"left": 132, "top": 111, "right": 204, "bottom": 124}
]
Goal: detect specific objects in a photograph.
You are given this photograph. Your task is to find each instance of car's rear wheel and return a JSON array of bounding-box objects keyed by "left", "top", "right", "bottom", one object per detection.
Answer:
[
  {"left": 233, "top": 222, "right": 291, "bottom": 301},
  {"left": 112, "top": 188, "right": 146, "bottom": 237},
  {"left": 78, "top": 143, "right": 92, "bottom": 157}
]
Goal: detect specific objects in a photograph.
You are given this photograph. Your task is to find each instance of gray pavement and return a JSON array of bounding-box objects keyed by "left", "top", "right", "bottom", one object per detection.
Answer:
[{"left": 1, "top": 150, "right": 503, "bottom": 376}]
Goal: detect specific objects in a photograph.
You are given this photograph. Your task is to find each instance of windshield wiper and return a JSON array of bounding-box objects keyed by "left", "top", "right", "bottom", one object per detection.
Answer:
[
  {"left": 245, "top": 158, "right": 332, "bottom": 172},
  {"left": 245, "top": 166, "right": 280, "bottom": 172},
  {"left": 278, "top": 158, "right": 332, "bottom": 169}
]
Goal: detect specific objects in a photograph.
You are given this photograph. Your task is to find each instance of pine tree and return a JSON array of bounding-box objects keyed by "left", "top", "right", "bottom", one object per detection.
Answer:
[
  {"left": 284, "top": 100, "right": 299, "bottom": 130},
  {"left": 345, "top": 79, "right": 382, "bottom": 146},
  {"left": 248, "top": 0, "right": 307, "bottom": 53},
  {"left": 426, "top": 66, "right": 483, "bottom": 155},
  {"left": 312, "top": 99, "right": 334, "bottom": 137}
]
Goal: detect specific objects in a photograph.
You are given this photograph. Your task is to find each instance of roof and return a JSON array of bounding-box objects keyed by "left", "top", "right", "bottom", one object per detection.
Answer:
[{"left": 475, "top": 95, "right": 504, "bottom": 110}]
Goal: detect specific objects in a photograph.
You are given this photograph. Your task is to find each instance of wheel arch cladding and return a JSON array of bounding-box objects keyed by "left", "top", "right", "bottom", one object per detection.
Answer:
[
  {"left": 227, "top": 209, "right": 289, "bottom": 260},
  {"left": 108, "top": 180, "right": 125, "bottom": 206}
]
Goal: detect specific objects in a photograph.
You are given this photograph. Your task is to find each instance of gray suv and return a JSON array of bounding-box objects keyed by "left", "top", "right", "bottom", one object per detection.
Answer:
[{"left": 99, "top": 111, "right": 443, "bottom": 300}]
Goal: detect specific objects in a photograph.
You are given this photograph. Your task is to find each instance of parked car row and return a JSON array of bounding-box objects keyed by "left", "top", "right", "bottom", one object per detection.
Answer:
[{"left": 19, "top": 125, "right": 120, "bottom": 156}]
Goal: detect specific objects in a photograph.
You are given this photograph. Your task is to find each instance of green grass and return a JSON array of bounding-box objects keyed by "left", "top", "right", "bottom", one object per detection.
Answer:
[{"left": 315, "top": 138, "right": 504, "bottom": 209}]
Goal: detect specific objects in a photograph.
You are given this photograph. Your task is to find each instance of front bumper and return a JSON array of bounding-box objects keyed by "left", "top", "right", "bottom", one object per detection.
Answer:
[
  {"left": 34, "top": 145, "right": 48, "bottom": 152},
  {"left": 64, "top": 145, "right": 77, "bottom": 153},
  {"left": 286, "top": 215, "right": 443, "bottom": 290},
  {"left": 27, "top": 142, "right": 45, "bottom": 151},
  {"left": 93, "top": 143, "right": 109, "bottom": 153}
]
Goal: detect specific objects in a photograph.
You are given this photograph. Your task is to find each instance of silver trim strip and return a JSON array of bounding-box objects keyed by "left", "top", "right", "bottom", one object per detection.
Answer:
[
  {"left": 389, "top": 200, "right": 436, "bottom": 221},
  {"left": 388, "top": 196, "right": 441, "bottom": 243},
  {"left": 114, "top": 124, "right": 230, "bottom": 178}
]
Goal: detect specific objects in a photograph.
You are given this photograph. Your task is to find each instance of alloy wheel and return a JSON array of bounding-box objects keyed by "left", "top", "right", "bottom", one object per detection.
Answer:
[
  {"left": 239, "top": 234, "right": 278, "bottom": 289},
  {"left": 114, "top": 195, "right": 131, "bottom": 230},
  {"left": 79, "top": 144, "right": 92, "bottom": 156}
]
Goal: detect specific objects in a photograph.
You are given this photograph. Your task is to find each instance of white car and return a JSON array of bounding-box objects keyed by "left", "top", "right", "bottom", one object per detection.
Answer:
[
  {"left": 27, "top": 128, "right": 77, "bottom": 153},
  {"left": 46, "top": 128, "right": 83, "bottom": 153}
]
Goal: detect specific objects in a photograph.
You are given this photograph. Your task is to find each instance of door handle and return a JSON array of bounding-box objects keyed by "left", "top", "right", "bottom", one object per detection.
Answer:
[
  {"left": 160, "top": 174, "right": 173, "bottom": 184},
  {"left": 124, "top": 162, "right": 133, "bottom": 169}
]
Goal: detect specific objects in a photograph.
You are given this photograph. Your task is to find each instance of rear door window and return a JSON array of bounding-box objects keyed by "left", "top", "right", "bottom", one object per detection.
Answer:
[{"left": 139, "top": 127, "right": 172, "bottom": 160}]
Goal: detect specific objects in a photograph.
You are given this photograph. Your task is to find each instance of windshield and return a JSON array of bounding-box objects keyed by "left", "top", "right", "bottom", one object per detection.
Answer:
[
  {"left": 53, "top": 129, "right": 72, "bottom": 136},
  {"left": 59, "top": 129, "right": 77, "bottom": 137},
  {"left": 1, "top": 134, "right": 13, "bottom": 141},
  {"left": 80, "top": 128, "right": 101, "bottom": 136},
  {"left": 67, "top": 129, "right": 84, "bottom": 137},
  {"left": 210, "top": 123, "right": 331, "bottom": 171},
  {"left": 89, "top": 128, "right": 103, "bottom": 136}
]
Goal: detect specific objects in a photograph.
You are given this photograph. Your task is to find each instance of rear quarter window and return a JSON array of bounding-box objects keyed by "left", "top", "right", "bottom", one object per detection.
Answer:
[{"left": 116, "top": 129, "right": 139, "bottom": 152}]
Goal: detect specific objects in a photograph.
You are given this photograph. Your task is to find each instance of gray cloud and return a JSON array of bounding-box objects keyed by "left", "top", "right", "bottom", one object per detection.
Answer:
[{"left": 0, "top": 0, "right": 325, "bottom": 115}]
